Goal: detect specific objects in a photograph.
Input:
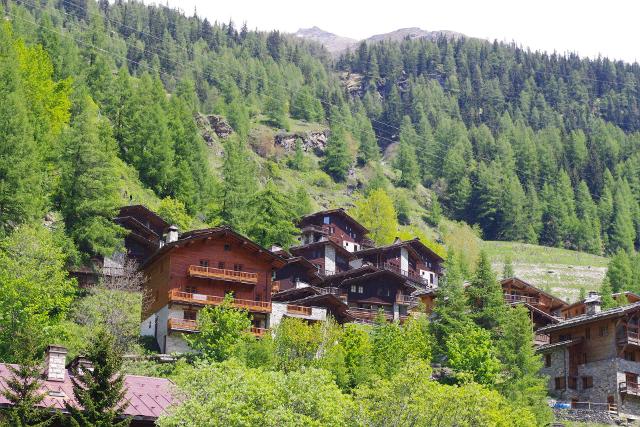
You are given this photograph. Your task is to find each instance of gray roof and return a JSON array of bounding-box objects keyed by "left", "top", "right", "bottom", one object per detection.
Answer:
[
  {"left": 536, "top": 338, "right": 584, "bottom": 353},
  {"left": 537, "top": 301, "right": 640, "bottom": 333}
]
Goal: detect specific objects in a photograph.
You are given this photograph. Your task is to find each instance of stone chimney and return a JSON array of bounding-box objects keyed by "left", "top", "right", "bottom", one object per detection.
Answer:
[
  {"left": 44, "top": 345, "right": 67, "bottom": 382},
  {"left": 166, "top": 225, "right": 179, "bottom": 244},
  {"left": 585, "top": 291, "right": 602, "bottom": 315}
]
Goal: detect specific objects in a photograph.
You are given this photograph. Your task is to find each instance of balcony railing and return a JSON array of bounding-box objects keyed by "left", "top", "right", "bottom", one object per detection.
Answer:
[
  {"left": 617, "top": 326, "right": 640, "bottom": 346},
  {"left": 168, "top": 318, "right": 268, "bottom": 337},
  {"left": 317, "top": 287, "right": 344, "bottom": 297},
  {"left": 374, "top": 263, "right": 431, "bottom": 286},
  {"left": 286, "top": 304, "right": 313, "bottom": 316},
  {"left": 396, "top": 294, "right": 420, "bottom": 306},
  {"left": 188, "top": 265, "right": 258, "bottom": 284},
  {"left": 347, "top": 307, "right": 394, "bottom": 323},
  {"left": 620, "top": 381, "right": 640, "bottom": 396},
  {"left": 169, "top": 290, "right": 272, "bottom": 313},
  {"left": 534, "top": 333, "right": 550, "bottom": 345},
  {"left": 504, "top": 294, "right": 539, "bottom": 305}
]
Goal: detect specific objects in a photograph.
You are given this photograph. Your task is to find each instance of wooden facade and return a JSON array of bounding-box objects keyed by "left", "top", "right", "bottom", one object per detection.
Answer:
[
  {"left": 115, "top": 205, "right": 169, "bottom": 264},
  {"left": 501, "top": 277, "right": 568, "bottom": 317},
  {"left": 562, "top": 292, "right": 640, "bottom": 319},
  {"left": 298, "top": 208, "right": 371, "bottom": 251}
]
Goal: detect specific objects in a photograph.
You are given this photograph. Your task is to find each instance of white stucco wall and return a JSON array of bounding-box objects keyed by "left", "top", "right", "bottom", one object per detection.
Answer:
[
  {"left": 400, "top": 247, "right": 409, "bottom": 274},
  {"left": 270, "top": 302, "right": 327, "bottom": 328},
  {"left": 325, "top": 245, "right": 336, "bottom": 274}
]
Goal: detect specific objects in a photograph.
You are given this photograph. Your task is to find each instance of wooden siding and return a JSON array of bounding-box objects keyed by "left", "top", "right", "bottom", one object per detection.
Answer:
[{"left": 549, "top": 319, "right": 618, "bottom": 362}]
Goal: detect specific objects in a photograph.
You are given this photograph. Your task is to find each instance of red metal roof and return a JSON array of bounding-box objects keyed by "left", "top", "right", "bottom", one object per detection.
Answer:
[{"left": 0, "top": 364, "right": 176, "bottom": 420}]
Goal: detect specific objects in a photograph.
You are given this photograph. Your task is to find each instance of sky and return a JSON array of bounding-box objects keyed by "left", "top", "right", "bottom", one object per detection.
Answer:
[{"left": 156, "top": 0, "right": 640, "bottom": 63}]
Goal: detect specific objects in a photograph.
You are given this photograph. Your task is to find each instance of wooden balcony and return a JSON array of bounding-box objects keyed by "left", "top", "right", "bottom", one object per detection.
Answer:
[
  {"left": 620, "top": 381, "right": 640, "bottom": 396},
  {"left": 396, "top": 294, "right": 420, "bottom": 306},
  {"left": 347, "top": 307, "right": 394, "bottom": 323},
  {"left": 374, "top": 263, "right": 431, "bottom": 286},
  {"left": 534, "top": 333, "right": 550, "bottom": 345},
  {"left": 504, "top": 294, "right": 539, "bottom": 305},
  {"left": 168, "top": 318, "right": 268, "bottom": 337},
  {"left": 187, "top": 265, "right": 258, "bottom": 284},
  {"left": 286, "top": 304, "right": 313, "bottom": 316},
  {"left": 168, "top": 290, "right": 272, "bottom": 313},
  {"left": 617, "top": 326, "right": 640, "bottom": 347}
]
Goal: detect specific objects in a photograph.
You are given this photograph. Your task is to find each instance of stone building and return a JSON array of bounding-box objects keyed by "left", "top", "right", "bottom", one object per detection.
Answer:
[{"left": 537, "top": 296, "right": 640, "bottom": 416}]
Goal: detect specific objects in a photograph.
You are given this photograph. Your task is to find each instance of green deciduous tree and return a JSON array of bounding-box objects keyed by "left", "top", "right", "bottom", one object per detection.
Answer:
[
  {"left": 351, "top": 188, "right": 399, "bottom": 245},
  {"left": 446, "top": 325, "right": 501, "bottom": 386}
]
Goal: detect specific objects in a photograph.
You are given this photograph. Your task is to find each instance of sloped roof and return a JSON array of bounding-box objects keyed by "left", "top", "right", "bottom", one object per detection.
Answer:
[
  {"left": 501, "top": 277, "right": 568, "bottom": 309},
  {"left": 117, "top": 205, "right": 169, "bottom": 230},
  {"left": 142, "top": 225, "right": 287, "bottom": 269},
  {"left": 298, "top": 208, "right": 369, "bottom": 234},
  {"left": 354, "top": 238, "right": 444, "bottom": 263},
  {"left": 538, "top": 302, "right": 640, "bottom": 333},
  {"left": 289, "top": 239, "right": 356, "bottom": 260},
  {"left": 0, "top": 364, "right": 176, "bottom": 420}
]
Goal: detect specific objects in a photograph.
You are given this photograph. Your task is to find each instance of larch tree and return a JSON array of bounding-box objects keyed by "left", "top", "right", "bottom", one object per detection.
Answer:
[
  {"left": 351, "top": 189, "right": 399, "bottom": 245},
  {"left": 394, "top": 116, "right": 420, "bottom": 189},
  {"left": 467, "top": 251, "right": 507, "bottom": 332},
  {"left": 322, "top": 108, "right": 352, "bottom": 182},
  {"left": 59, "top": 95, "right": 124, "bottom": 257},
  {"left": 245, "top": 181, "right": 300, "bottom": 249}
]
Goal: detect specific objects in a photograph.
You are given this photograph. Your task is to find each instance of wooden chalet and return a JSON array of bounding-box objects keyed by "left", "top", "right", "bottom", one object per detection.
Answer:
[
  {"left": 114, "top": 204, "right": 170, "bottom": 264},
  {"left": 273, "top": 256, "right": 323, "bottom": 292},
  {"left": 289, "top": 239, "right": 355, "bottom": 276},
  {"left": 271, "top": 286, "right": 353, "bottom": 323},
  {"left": 298, "top": 208, "right": 374, "bottom": 252},
  {"left": 352, "top": 237, "right": 444, "bottom": 287},
  {"left": 562, "top": 292, "right": 640, "bottom": 319},
  {"left": 501, "top": 277, "right": 568, "bottom": 317},
  {"left": 537, "top": 299, "right": 640, "bottom": 416},
  {"left": 140, "top": 226, "right": 286, "bottom": 353}
]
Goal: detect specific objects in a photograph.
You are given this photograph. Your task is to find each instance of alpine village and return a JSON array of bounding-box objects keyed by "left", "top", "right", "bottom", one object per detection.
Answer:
[{"left": 3, "top": 0, "right": 640, "bottom": 426}]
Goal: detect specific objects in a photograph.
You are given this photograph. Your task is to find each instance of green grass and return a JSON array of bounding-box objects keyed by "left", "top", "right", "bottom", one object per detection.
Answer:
[{"left": 483, "top": 241, "right": 608, "bottom": 302}]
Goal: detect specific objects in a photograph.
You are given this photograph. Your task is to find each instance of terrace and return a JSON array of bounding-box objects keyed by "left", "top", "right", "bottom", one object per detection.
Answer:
[
  {"left": 187, "top": 265, "right": 258, "bottom": 285},
  {"left": 617, "top": 325, "right": 640, "bottom": 347},
  {"left": 167, "top": 318, "right": 268, "bottom": 337},
  {"left": 168, "top": 289, "right": 271, "bottom": 313}
]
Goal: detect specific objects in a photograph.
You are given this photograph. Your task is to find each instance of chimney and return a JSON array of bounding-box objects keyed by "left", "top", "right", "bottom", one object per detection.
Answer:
[
  {"left": 44, "top": 345, "right": 68, "bottom": 382},
  {"left": 585, "top": 291, "right": 601, "bottom": 315},
  {"left": 166, "top": 225, "right": 179, "bottom": 244}
]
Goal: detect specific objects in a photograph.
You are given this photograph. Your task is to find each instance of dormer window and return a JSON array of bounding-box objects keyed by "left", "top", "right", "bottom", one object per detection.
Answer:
[{"left": 323, "top": 216, "right": 330, "bottom": 225}]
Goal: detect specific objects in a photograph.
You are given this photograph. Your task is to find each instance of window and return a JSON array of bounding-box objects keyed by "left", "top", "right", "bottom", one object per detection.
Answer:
[
  {"left": 351, "top": 285, "right": 357, "bottom": 293},
  {"left": 218, "top": 261, "right": 225, "bottom": 269},
  {"left": 568, "top": 377, "right": 577, "bottom": 390},
  {"left": 323, "top": 216, "right": 330, "bottom": 224},
  {"left": 625, "top": 351, "right": 636, "bottom": 361},
  {"left": 358, "top": 285, "right": 364, "bottom": 294},
  {"left": 585, "top": 327, "right": 590, "bottom": 340},
  {"left": 582, "top": 376, "right": 593, "bottom": 389},
  {"left": 185, "top": 286, "right": 197, "bottom": 294},
  {"left": 559, "top": 334, "right": 572, "bottom": 341},
  {"left": 199, "top": 259, "right": 209, "bottom": 267},
  {"left": 183, "top": 310, "right": 197, "bottom": 321},
  {"left": 234, "top": 264, "right": 243, "bottom": 272},
  {"left": 599, "top": 325, "right": 609, "bottom": 337},
  {"left": 545, "top": 354, "right": 551, "bottom": 368},
  {"left": 224, "top": 244, "right": 231, "bottom": 251},
  {"left": 555, "top": 377, "right": 566, "bottom": 390}
]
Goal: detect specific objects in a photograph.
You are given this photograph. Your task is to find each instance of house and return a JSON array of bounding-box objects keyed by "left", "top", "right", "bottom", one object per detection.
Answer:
[
  {"left": 562, "top": 292, "right": 640, "bottom": 319},
  {"left": 0, "top": 346, "right": 175, "bottom": 426},
  {"left": 273, "top": 210, "right": 444, "bottom": 325},
  {"left": 69, "top": 204, "right": 170, "bottom": 287},
  {"left": 501, "top": 277, "right": 568, "bottom": 317},
  {"left": 537, "top": 296, "right": 640, "bottom": 416},
  {"left": 139, "top": 226, "right": 289, "bottom": 352}
]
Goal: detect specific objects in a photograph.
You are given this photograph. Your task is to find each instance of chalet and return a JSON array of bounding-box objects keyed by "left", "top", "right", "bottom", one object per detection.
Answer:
[
  {"left": 298, "top": 208, "right": 374, "bottom": 252},
  {"left": 351, "top": 238, "right": 444, "bottom": 287},
  {"left": 537, "top": 297, "right": 640, "bottom": 416},
  {"left": 562, "top": 292, "right": 640, "bottom": 319},
  {"left": 0, "top": 345, "right": 175, "bottom": 426},
  {"left": 140, "top": 226, "right": 290, "bottom": 353},
  {"left": 288, "top": 239, "right": 355, "bottom": 276},
  {"left": 501, "top": 277, "right": 568, "bottom": 317}
]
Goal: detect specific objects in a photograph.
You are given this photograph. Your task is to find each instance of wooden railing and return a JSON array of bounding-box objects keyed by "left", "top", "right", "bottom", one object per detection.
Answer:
[
  {"left": 168, "top": 318, "right": 268, "bottom": 337},
  {"left": 620, "top": 381, "right": 640, "bottom": 396},
  {"left": 286, "top": 304, "right": 313, "bottom": 316},
  {"left": 317, "top": 287, "right": 344, "bottom": 297},
  {"left": 617, "top": 326, "right": 640, "bottom": 346},
  {"left": 534, "top": 333, "right": 550, "bottom": 345},
  {"left": 188, "top": 265, "right": 258, "bottom": 284},
  {"left": 504, "top": 294, "right": 539, "bottom": 305},
  {"left": 168, "top": 318, "right": 198, "bottom": 332},
  {"left": 375, "top": 263, "right": 431, "bottom": 285},
  {"left": 396, "top": 294, "right": 420, "bottom": 306},
  {"left": 272, "top": 281, "right": 281, "bottom": 293},
  {"left": 347, "top": 307, "right": 394, "bottom": 322},
  {"left": 168, "top": 290, "right": 272, "bottom": 313}
]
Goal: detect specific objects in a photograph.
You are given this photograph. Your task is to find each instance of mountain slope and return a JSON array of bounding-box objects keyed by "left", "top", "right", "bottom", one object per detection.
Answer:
[{"left": 294, "top": 27, "right": 357, "bottom": 52}]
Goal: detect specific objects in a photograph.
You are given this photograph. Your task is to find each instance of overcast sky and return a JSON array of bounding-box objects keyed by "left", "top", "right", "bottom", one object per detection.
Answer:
[{"left": 156, "top": 0, "right": 639, "bottom": 63}]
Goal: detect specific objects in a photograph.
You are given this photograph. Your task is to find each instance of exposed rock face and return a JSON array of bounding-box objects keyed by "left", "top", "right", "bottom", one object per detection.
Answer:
[
  {"left": 294, "top": 27, "right": 357, "bottom": 53},
  {"left": 274, "top": 130, "right": 329, "bottom": 155},
  {"left": 340, "top": 72, "right": 364, "bottom": 97},
  {"left": 194, "top": 113, "right": 233, "bottom": 144}
]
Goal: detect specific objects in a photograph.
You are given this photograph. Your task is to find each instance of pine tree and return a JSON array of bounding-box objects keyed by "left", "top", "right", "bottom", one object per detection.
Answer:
[
  {"left": 0, "top": 31, "right": 46, "bottom": 235},
  {"left": 394, "top": 116, "right": 420, "bottom": 189},
  {"left": 321, "top": 108, "right": 352, "bottom": 182},
  {"left": 246, "top": 181, "right": 300, "bottom": 249},
  {"left": 609, "top": 179, "right": 636, "bottom": 253},
  {"left": 264, "top": 81, "right": 290, "bottom": 130},
  {"left": 66, "top": 329, "right": 130, "bottom": 427},
  {"left": 497, "top": 306, "right": 552, "bottom": 426},
  {"left": 59, "top": 95, "right": 124, "bottom": 257},
  {"left": 431, "top": 250, "right": 472, "bottom": 358},
  {"left": 467, "top": 251, "right": 506, "bottom": 331},
  {"left": 218, "top": 138, "right": 258, "bottom": 231},
  {"left": 356, "top": 112, "right": 380, "bottom": 165},
  {"left": 600, "top": 278, "right": 617, "bottom": 310},
  {"left": 605, "top": 250, "right": 633, "bottom": 293},
  {"left": 502, "top": 256, "right": 515, "bottom": 279}
]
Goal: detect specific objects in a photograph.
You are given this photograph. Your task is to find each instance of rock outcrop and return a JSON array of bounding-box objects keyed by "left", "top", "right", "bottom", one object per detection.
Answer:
[
  {"left": 274, "top": 130, "right": 329, "bottom": 155},
  {"left": 194, "top": 113, "right": 234, "bottom": 144}
]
